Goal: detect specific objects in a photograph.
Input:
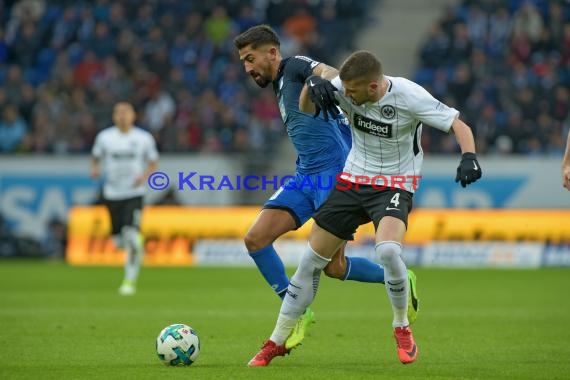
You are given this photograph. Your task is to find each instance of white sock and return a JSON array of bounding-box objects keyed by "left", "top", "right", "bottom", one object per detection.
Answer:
[
  {"left": 376, "top": 241, "right": 409, "bottom": 328},
  {"left": 268, "top": 314, "right": 298, "bottom": 346},
  {"left": 123, "top": 227, "right": 144, "bottom": 282},
  {"left": 269, "top": 243, "right": 331, "bottom": 345}
]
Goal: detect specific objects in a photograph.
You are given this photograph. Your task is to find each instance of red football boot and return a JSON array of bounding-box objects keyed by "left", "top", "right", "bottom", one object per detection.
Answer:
[
  {"left": 394, "top": 326, "right": 418, "bottom": 364},
  {"left": 248, "top": 340, "right": 290, "bottom": 367}
]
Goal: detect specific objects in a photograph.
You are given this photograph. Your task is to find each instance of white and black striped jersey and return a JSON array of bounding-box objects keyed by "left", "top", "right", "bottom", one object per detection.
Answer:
[
  {"left": 92, "top": 126, "right": 159, "bottom": 200},
  {"left": 331, "top": 75, "right": 459, "bottom": 193}
]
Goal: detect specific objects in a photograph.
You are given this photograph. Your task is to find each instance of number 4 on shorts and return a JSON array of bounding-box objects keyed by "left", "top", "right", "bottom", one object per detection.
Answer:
[{"left": 390, "top": 193, "right": 400, "bottom": 207}]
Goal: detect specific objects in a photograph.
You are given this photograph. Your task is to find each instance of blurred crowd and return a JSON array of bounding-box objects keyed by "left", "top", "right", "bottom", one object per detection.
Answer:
[
  {"left": 0, "top": 212, "right": 66, "bottom": 259},
  {"left": 0, "top": 0, "right": 372, "bottom": 156},
  {"left": 415, "top": 0, "right": 570, "bottom": 156}
]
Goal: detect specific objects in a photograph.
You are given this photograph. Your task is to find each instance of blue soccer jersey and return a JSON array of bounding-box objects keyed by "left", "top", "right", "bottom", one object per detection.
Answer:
[
  {"left": 272, "top": 56, "right": 351, "bottom": 175},
  {"left": 265, "top": 56, "right": 352, "bottom": 226}
]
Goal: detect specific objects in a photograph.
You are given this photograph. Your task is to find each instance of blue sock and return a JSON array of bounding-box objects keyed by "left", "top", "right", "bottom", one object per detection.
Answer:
[
  {"left": 249, "top": 245, "right": 290, "bottom": 299},
  {"left": 343, "top": 256, "right": 385, "bottom": 283}
]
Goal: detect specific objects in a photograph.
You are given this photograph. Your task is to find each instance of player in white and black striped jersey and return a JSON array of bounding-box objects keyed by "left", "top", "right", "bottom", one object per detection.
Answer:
[
  {"left": 330, "top": 73, "right": 459, "bottom": 193},
  {"left": 250, "top": 50, "right": 481, "bottom": 366},
  {"left": 91, "top": 102, "right": 159, "bottom": 295}
]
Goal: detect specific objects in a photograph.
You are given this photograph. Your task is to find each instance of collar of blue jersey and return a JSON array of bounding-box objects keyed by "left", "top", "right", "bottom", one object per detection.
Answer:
[{"left": 276, "top": 57, "right": 288, "bottom": 79}]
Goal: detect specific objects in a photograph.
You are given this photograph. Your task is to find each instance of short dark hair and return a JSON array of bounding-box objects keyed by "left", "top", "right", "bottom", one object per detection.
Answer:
[
  {"left": 339, "top": 50, "right": 383, "bottom": 82},
  {"left": 114, "top": 100, "right": 136, "bottom": 111},
  {"left": 234, "top": 24, "right": 280, "bottom": 50}
]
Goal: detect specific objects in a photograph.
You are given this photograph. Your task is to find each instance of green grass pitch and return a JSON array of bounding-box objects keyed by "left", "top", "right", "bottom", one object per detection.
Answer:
[{"left": 1, "top": 261, "right": 569, "bottom": 380}]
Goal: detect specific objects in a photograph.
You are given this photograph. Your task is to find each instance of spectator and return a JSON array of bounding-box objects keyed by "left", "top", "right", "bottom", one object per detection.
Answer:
[
  {"left": 448, "top": 23, "right": 473, "bottom": 64},
  {"left": 50, "top": 6, "right": 79, "bottom": 50},
  {"left": 86, "top": 22, "right": 115, "bottom": 58},
  {"left": 0, "top": 27, "right": 8, "bottom": 63},
  {"left": 4, "top": 65, "right": 25, "bottom": 102},
  {"left": 235, "top": 4, "right": 259, "bottom": 33},
  {"left": 551, "top": 86, "right": 569, "bottom": 122},
  {"left": 77, "top": 6, "right": 96, "bottom": 43},
  {"left": 512, "top": 2, "right": 544, "bottom": 43},
  {"left": 19, "top": 83, "right": 36, "bottom": 124},
  {"left": 0, "top": 104, "right": 27, "bottom": 152},
  {"left": 547, "top": 2, "right": 565, "bottom": 42},
  {"left": 465, "top": 4, "right": 487, "bottom": 47},
  {"left": 488, "top": 7, "right": 512, "bottom": 57},
  {"left": 9, "top": 20, "right": 42, "bottom": 67},
  {"left": 132, "top": 3, "right": 155, "bottom": 36},
  {"left": 144, "top": 79, "right": 176, "bottom": 135},
  {"left": 283, "top": 8, "right": 317, "bottom": 47},
  {"left": 74, "top": 50, "right": 103, "bottom": 87},
  {"left": 106, "top": 3, "right": 128, "bottom": 37},
  {"left": 448, "top": 63, "right": 474, "bottom": 109},
  {"left": 420, "top": 24, "right": 450, "bottom": 69},
  {"left": 204, "top": 6, "right": 234, "bottom": 47},
  {"left": 4, "top": 0, "right": 45, "bottom": 44}
]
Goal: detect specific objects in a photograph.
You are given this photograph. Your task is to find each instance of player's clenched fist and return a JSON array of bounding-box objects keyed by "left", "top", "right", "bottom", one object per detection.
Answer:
[
  {"left": 305, "top": 75, "right": 340, "bottom": 121},
  {"left": 455, "top": 152, "right": 482, "bottom": 188}
]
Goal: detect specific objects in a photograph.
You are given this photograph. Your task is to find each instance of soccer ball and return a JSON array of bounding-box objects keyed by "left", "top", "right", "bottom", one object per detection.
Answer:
[{"left": 156, "top": 323, "right": 200, "bottom": 366}]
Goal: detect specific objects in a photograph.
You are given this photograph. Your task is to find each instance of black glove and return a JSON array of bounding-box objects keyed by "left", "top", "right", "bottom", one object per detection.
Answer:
[
  {"left": 455, "top": 152, "right": 482, "bottom": 188},
  {"left": 305, "top": 75, "right": 340, "bottom": 122}
]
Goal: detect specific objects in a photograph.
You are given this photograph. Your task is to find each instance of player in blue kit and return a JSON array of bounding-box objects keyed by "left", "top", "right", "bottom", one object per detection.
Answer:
[{"left": 234, "top": 25, "right": 418, "bottom": 351}]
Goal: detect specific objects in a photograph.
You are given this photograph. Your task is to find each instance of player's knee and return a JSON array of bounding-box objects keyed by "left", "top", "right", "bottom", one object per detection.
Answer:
[
  {"left": 112, "top": 234, "right": 124, "bottom": 249},
  {"left": 121, "top": 226, "right": 139, "bottom": 247},
  {"left": 323, "top": 259, "right": 346, "bottom": 280},
  {"left": 375, "top": 241, "right": 402, "bottom": 265},
  {"left": 244, "top": 230, "right": 271, "bottom": 252}
]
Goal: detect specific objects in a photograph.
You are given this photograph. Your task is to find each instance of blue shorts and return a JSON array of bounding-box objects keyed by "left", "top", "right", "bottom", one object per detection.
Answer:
[{"left": 264, "top": 166, "right": 341, "bottom": 228}]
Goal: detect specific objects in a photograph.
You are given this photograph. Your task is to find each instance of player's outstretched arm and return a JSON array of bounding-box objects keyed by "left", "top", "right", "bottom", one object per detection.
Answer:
[
  {"left": 91, "top": 133, "right": 103, "bottom": 180},
  {"left": 562, "top": 130, "right": 570, "bottom": 191},
  {"left": 312, "top": 63, "right": 338, "bottom": 81},
  {"left": 90, "top": 156, "right": 100, "bottom": 179},
  {"left": 451, "top": 117, "right": 482, "bottom": 188},
  {"left": 451, "top": 117, "right": 476, "bottom": 154}
]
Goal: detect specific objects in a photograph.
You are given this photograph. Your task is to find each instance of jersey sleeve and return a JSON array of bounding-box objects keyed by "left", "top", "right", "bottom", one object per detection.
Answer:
[
  {"left": 91, "top": 132, "right": 104, "bottom": 158},
  {"left": 331, "top": 76, "right": 343, "bottom": 91},
  {"left": 145, "top": 133, "right": 159, "bottom": 162},
  {"left": 286, "top": 56, "right": 321, "bottom": 83},
  {"left": 403, "top": 79, "right": 459, "bottom": 132}
]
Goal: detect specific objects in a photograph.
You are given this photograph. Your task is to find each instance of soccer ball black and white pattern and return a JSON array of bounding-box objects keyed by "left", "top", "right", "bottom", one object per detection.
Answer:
[{"left": 156, "top": 323, "right": 200, "bottom": 366}]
